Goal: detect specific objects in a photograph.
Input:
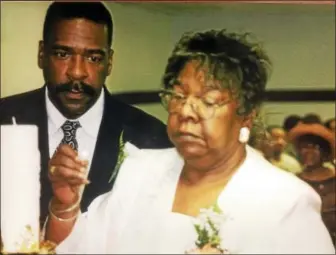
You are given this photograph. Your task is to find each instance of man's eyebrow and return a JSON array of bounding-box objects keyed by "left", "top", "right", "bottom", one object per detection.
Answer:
[
  {"left": 51, "top": 44, "right": 106, "bottom": 56},
  {"left": 50, "top": 44, "right": 72, "bottom": 51},
  {"left": 85, "top": 49, "right": 106, "bottom": 57}
]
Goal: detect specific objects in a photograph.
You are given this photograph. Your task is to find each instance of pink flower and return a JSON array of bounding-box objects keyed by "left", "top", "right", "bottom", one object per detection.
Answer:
[{"left": 186, "top": 244, "right": 229, "bottom": 254}]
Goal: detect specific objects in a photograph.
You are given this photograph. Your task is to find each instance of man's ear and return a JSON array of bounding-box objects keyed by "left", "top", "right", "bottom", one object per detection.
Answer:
[
  {"left": 38, "top": 40, "right": 44, "bottom": 69},
  {"left": 107, "top": 48, "right": 114, "bottom": 76}
]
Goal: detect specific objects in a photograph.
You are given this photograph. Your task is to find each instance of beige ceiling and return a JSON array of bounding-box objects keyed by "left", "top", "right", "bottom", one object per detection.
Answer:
[{"left": 112, "top": 1, "right": 334, "bottom": 16}]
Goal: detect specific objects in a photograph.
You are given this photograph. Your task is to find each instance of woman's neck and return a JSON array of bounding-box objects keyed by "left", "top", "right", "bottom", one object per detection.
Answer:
[
  {"left": 301, "top": 165, "right": 335, "bottom": 181},
  {"left": 181, "top": 145, "right": 247, "bottom": 186},
  {"left": 304, "top": 163, "right": 323, "bottom": 173}
]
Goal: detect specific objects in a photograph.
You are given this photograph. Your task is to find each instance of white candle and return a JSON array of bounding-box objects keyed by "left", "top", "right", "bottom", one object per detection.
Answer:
[{"left": 1, "top": 124, "right": 40, "bottom": 253}]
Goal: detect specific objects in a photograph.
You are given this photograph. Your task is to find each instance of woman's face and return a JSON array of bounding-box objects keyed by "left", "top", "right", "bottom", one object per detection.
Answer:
[
  {"left": 297, "top": 140, "right": 323, "bottom": 168},
  {"left": 166, "top": 61, "right": 249, "bottom": 168},
  {"left": 329, "top": 120, "right": 336, "bottom": 133}
]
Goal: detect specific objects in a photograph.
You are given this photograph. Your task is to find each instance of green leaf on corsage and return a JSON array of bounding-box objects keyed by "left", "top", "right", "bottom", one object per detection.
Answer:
[{"left": 108, "top": 130, "right": 128, "bottom": 183}]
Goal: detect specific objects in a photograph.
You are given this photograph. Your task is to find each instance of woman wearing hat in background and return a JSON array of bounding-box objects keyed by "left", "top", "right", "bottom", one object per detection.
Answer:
[{"left": 288, "top": 122, "right": 335, "bottom": 246}]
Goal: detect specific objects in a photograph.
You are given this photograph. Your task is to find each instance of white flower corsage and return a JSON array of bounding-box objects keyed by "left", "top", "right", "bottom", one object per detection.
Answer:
[{"left": 186, "top": 204, "right": 230, "bottom": 254}]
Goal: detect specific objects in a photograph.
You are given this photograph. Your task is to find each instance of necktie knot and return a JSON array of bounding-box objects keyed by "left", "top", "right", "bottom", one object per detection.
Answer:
[
  {"left": 61, "top": 120, "right": 81, "bottom": 132},
  {"left": 60, "top": 120, "right": 81, "bottom": 151}
]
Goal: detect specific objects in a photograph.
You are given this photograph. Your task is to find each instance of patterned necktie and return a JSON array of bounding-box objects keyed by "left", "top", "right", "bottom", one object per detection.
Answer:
[{"left": 60, "top": 120, "right": 81, "bottom": 151}]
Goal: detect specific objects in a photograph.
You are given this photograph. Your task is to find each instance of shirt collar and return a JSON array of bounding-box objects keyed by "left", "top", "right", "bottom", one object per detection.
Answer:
[{"left": 45, "top": 87, "right": 105, "bottom": 138}]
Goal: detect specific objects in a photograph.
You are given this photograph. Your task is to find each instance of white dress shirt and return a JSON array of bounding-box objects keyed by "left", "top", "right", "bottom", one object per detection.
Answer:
[
  {"left": 45, "top": 87, "right": 104, "bottom": 174},
  {"left": 56, "top": 144, "right": 335, "bottom": 254},
  {"left": 270, "top": 153, "right": 302, "bottom": 175}
]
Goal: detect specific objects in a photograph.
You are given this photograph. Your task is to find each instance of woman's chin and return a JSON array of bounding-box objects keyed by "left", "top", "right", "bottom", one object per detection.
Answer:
[{"left": 176, "top": 143, "right": 207, "bottom": 160}]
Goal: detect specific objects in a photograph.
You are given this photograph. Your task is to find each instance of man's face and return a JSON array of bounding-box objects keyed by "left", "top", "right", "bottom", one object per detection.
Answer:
[
  {"left": 269, "top": 127, "right": 287, "bottom": 155},
  {"left": 38, "top": 18, "right": 113, "bottom": 119}
]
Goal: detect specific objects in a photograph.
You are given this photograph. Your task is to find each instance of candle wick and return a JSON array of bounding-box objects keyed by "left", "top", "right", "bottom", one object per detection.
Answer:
[{"left": 12, "top": 117, "right": 17, "bottom": 125}]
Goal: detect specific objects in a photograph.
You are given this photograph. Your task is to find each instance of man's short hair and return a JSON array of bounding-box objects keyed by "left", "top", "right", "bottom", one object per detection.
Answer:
[
  {"left": 302, "top": 113, "right": 322, "bottom": 124},
  {"left": 43, "top": 2, "right": 113, "bottom": 47},
  {"left": 325, "top": 118, "right": 335, "bottom": 130},
  {"left": 283, "top": 114, "right": 301, "bottom": 132}
]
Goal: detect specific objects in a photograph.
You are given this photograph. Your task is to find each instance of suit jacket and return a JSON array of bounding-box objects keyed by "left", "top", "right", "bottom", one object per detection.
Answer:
[
  {"left": 57, "top": 143, "right": 335, "bottom": 254},
  {"left": 0, "top": 86, "right": 173, "bottom": 223}
]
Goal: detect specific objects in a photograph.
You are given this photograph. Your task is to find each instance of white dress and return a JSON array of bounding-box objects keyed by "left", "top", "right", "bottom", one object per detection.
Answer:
[{"left": 56, "top": 143, "right": 335, "bottom": 254}]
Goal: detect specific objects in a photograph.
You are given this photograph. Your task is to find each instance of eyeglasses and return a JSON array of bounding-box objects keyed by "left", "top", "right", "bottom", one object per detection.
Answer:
[{"left": 159, "top": 89, "right": 231, "bottom": 120}]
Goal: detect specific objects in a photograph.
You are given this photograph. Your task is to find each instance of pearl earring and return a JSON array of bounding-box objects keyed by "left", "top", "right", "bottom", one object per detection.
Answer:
[{"left": 239, "top": 127, "right": 250, "bottom": 143}]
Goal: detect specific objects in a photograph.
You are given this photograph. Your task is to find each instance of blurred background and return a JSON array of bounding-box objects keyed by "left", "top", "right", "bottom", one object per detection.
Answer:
[{"left": 1, "top": 1, "right": 335, "bottom": 125}]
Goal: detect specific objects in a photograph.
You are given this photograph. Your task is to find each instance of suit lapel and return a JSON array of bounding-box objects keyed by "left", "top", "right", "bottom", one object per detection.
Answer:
[
  {"left": 36, "top": 98, "right": 53, "bottom": 221},
  {"left": 14, "top": 87, "right": 50, "bottom": 164},
  {"left": 32, "top": 89, "right": 52, "bottom": 223},
  {"left": 81, "top": 92, "right": 124, "bottom": 211},
  {"left": 35, "top": 98, "right": 52, "bottom": 223},
  {"left": 33, "top": 89, "right": 50, "bottom": 177}
]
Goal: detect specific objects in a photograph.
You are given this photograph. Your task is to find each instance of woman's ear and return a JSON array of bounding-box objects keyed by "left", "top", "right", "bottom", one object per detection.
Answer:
[{"left": 242, "top": 109, "right": 258, "bottom": 129}]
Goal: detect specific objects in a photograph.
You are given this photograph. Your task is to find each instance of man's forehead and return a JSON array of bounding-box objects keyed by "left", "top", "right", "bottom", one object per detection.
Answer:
[
  {"left": 47, "top": 18, "right": 109, "bottom": 48},
  {"left": 271, "top": 128, "right": 285, "bottom": 136}
]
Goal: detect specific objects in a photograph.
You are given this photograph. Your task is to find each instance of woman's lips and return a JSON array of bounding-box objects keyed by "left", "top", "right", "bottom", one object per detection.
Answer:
[{"left": 176, "top": 132, "right": 203, "bottom": 143}]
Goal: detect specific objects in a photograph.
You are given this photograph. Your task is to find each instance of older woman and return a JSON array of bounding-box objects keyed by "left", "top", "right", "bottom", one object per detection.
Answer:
[
  {"left": 288, "top": 122, "right": 336, "bottom": 246},
  {"left": 45, "top": 30, "right": 335, "bottom": 254}
]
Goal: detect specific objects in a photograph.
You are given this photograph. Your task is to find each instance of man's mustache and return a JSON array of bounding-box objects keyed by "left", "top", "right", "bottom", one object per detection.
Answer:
[{"left": 52, "top": 82, "right": 96, "bottom": 96}]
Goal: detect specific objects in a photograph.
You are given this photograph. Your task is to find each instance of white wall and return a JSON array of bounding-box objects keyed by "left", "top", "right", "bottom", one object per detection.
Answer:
[{"left": 1, "top": 2, "right": 335, "bottom": 125}]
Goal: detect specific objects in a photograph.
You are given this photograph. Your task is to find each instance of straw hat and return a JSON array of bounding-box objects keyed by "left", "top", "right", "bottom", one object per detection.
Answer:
[{"left": 288, "top": 122, "right": 335, "bottom": 157}]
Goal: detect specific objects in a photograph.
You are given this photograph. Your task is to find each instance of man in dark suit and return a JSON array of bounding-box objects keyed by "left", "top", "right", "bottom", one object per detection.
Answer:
[{"left": 0, "top": 2, "right": 172, "bottom": 224}]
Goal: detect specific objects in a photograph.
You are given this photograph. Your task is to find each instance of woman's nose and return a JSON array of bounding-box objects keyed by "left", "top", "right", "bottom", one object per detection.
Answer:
[{"left": 179, "top": 97, "right": 199, "bottom": 122}]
